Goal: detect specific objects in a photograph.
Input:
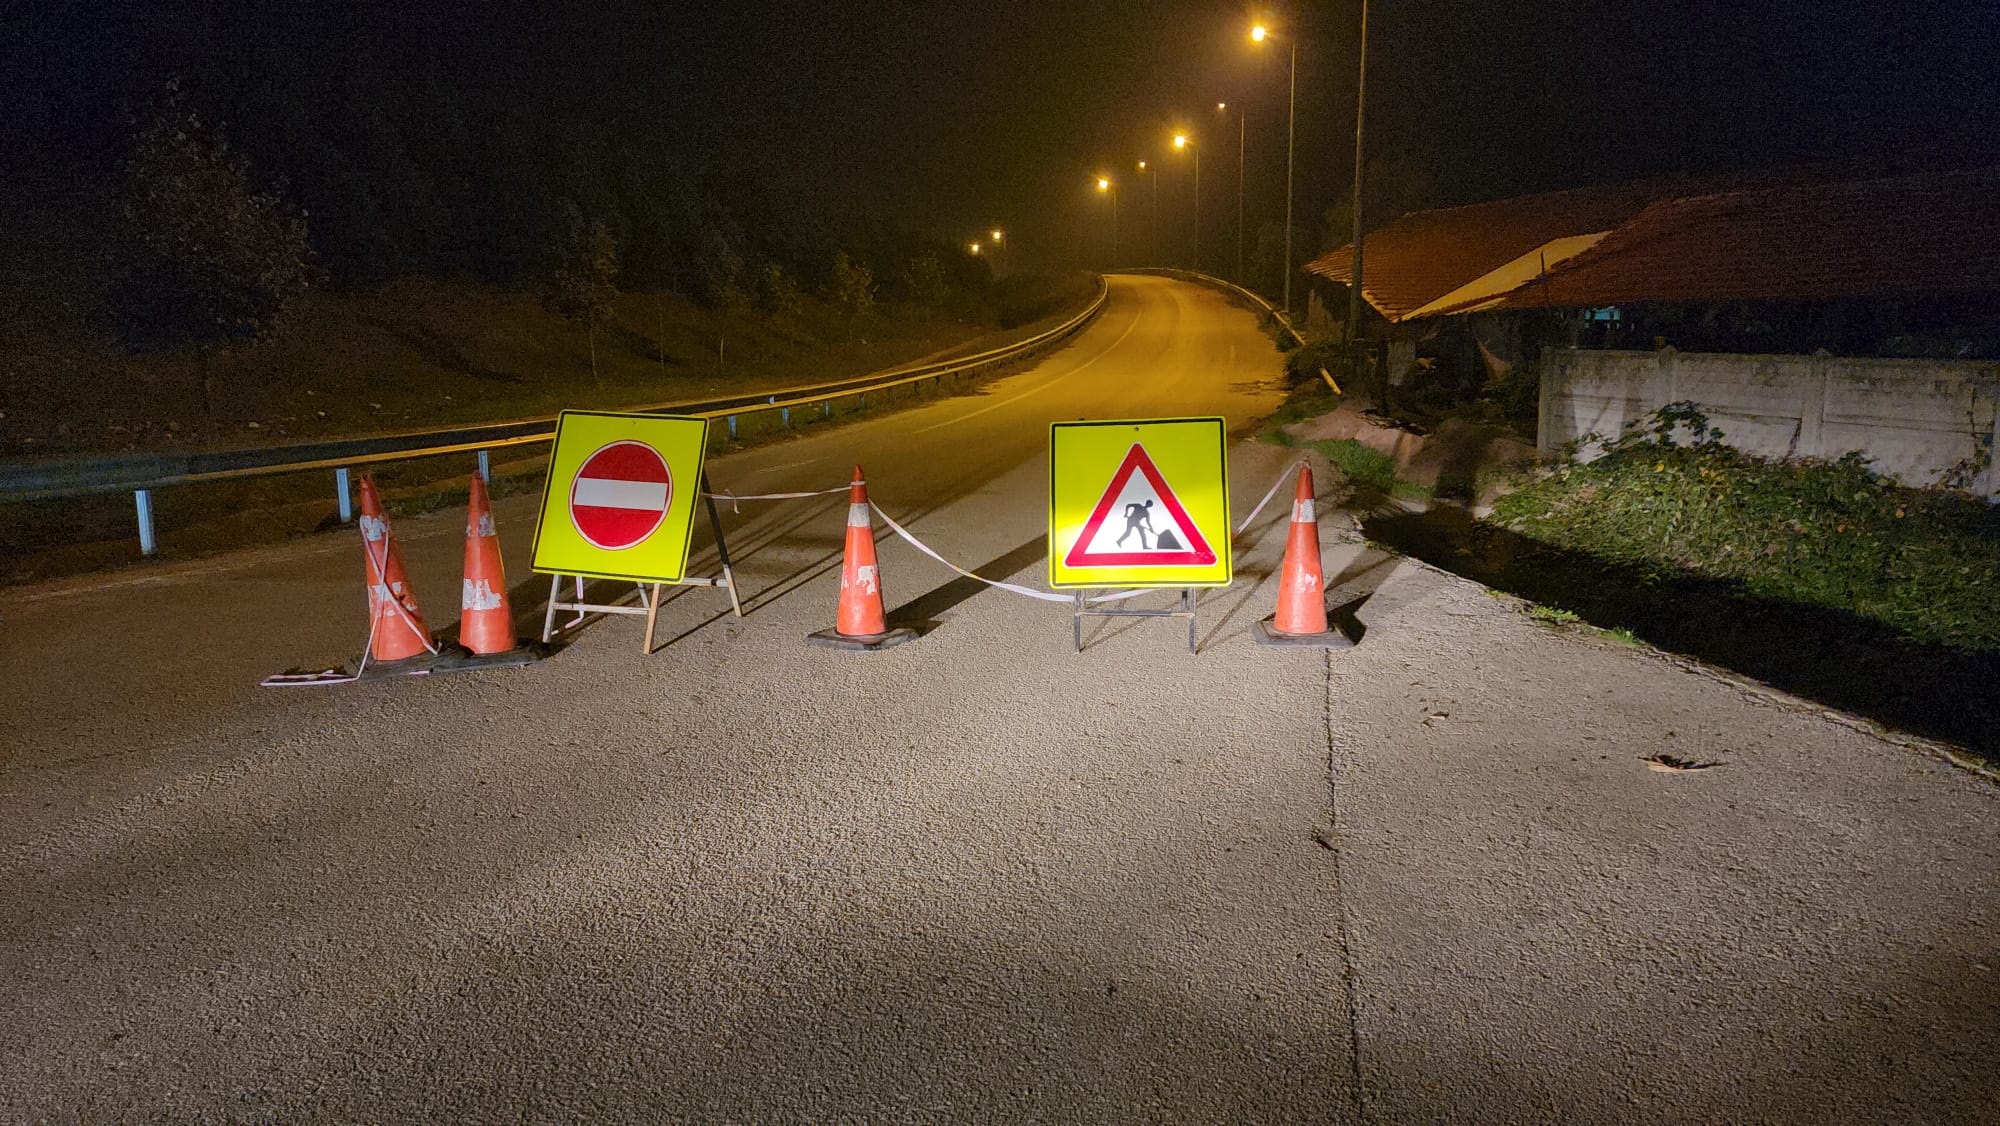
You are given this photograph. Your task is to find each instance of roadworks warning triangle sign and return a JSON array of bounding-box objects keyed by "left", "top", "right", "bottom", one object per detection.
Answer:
[{"left": 1064, "top": 444, "right": 1218, "bottom": 568}]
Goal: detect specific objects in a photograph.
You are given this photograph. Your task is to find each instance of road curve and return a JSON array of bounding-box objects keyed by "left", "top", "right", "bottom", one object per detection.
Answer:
[{"left": 4, "top": 274, "right": 1997, "bottom": 1123}]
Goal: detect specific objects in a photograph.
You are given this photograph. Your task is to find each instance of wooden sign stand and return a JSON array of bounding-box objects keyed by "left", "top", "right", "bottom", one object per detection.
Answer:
[{"left": 539, "top": 471, "right": 743, "bottom": 653}]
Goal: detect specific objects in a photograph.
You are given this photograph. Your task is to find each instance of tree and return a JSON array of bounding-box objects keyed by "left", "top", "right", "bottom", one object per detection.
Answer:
[
  {"left": 546, "top": 206, "right": 619, "bottom": 384},
  {"left": 108, "top": 82, "right": 314, "bottom": 418},
  {"left": 899, "top": 252, "right": 950, "bottom": 316},
  {"left": 829, "top": 251, "right": 875, "bottom": 339},
  {"left": 756, "top": 263, "right": 803, "bottom": 317}
]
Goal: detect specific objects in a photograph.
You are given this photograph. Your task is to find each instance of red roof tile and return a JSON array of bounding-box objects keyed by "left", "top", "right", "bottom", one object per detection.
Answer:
[
  {"left": 1305, "top": 165, "right": 1927, "bottom": 321},
  {"left": 1306, "top": 176, "right": 1741, "bottom": 321},
  {"left": 1478, "top": 167, "right": 2000, "bottom": 310}
]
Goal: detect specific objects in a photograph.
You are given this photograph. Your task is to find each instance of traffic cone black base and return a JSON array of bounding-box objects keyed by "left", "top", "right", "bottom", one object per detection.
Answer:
[
  {"left": 430, "top": 640, "right": 548, "bottom": 673},
  {"left": 1251, "top": 616, "right": 1354, "bottom": 648},
  {"left": 806, "top": 625, "right": 918, "bottom": 652},
  {"left": 349, "top": 651, "right": 444, "bottom": 681}
]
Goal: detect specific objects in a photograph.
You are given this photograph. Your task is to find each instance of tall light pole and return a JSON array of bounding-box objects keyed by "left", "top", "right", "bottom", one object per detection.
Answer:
[
  {"left": 1172, "top": 132, "right": 1200, "bottom": 273},
  {"left": 990, "top": 228, "right": 1005, "bottom": 275},
  {"left": 1250, "top": 22, "right": 1298, "bottom": 315},
  {"left": 1217, "top": 101, "right": 1246, "bottom": 284},
  {"left": 1347, "top": 2, "right": 1370, "bottom": 361},
  {"left": 1095, "top": 175, "right": 1118, "bottom": 267},
  {"left": 1137, "top": 160, "right": 1159, "bottom": 265}
]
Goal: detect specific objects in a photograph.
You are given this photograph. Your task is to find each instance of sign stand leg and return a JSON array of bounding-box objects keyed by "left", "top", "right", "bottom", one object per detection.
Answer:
[
  {"left": 642, "top": 583, "right": 661, "bottom": 654},
  {"left": 700, "top": 470, "right": 744, "bottom": 617},
  {"left": 1073, "top": 591, "right": 1087, "bottom": 652},
  {"left": 1184, "top": 588, "right": 1197, "bottom": 654},
  {"left": 542, "top": 573, "right": 563, "bottom": 643}
]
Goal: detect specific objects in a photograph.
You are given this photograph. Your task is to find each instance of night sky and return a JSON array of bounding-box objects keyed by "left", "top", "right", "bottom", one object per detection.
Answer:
[{"left": 8, "top": 0, "right": 2000, "bottom": 272}]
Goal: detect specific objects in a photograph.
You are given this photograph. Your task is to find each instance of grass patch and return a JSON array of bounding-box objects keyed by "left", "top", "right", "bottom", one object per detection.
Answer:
[
  {"left": 1492, "top": 405, "right": 2000, "bottom": 651},
  {"left": 1526, "top": 604, "right": 1583, "bottom": 627},
  {"left": 1258, "top": 379, "right": 1340, "bottom": 445},
  {"left": 1303, "top": 438, "right": 1398, "bottom": 494}
]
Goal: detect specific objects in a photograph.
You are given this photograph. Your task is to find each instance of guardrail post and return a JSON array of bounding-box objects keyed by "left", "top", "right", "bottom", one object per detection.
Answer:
[
  {"left": 822, "top": 400, "right": 831, "bottom": 419},
  {"left": 727, "top": 415, "right": 738, "bottom": 440},
  {"left": 134, "top": 489, "right": 157, "bottom": 555},
  {"left": 335, "top": 467, "right": 353, "bottom": 523},
  {"left": 476, "top": 449, "right": 491, "bottom": 482}
]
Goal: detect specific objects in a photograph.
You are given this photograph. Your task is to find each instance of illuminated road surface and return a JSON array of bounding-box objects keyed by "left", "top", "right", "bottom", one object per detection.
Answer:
[{"left": 3, "top": 276, "right": 1996, "bottom": 1121}]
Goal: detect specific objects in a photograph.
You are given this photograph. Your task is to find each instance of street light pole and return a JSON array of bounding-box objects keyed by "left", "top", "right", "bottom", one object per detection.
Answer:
[
  {"left": 1346, "top": 1, "right": 1369, "bottom": 357},
  {"left": 1217, "top": 102, "right": 1247, "bottom": 284},
  {"left": 1096, "top": 176, "right": 1119, "bottom": 267},
  {"left": 1137, "top": 160, "right": 1159, "bottom": 265},
  {"left": 1252, "top": 24, "right": 1300, "bottom": 314},
  {"left": 1285, "top": 40, "right": 1297, "bottom": 314},
  {"left": 1173, "top": 133, "right": 1200, "bottom": 273}
]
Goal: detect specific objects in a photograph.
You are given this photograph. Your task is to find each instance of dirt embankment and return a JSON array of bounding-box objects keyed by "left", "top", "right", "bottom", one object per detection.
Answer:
[{"left": 0, "top": 276, "right": 994, "bottom": 461}]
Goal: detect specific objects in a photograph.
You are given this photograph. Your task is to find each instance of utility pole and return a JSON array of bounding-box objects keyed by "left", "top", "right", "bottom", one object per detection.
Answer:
[{"left": 1346, "top": 0, "right": 1371, "bottom": 383}]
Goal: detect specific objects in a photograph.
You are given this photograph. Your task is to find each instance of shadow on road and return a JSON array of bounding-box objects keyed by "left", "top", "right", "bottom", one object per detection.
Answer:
[
  {"left": 1364, "top": 506, "right": 2000, "bottom": 757},
  {"left": 887, "top": 534, "right": 1050, "bottom": 636}
]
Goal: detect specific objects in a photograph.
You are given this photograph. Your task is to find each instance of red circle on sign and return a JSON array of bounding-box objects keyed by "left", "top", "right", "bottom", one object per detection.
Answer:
[{"left": 569, "top": 441, "right": 672, "bottom": 550}]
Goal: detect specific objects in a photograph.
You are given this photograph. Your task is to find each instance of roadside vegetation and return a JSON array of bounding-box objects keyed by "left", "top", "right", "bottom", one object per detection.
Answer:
[
  {"left": 1358, "top": 403, "right": 2000, "bottom": 756},
  {"left": 0, "top": 76, "right": 1094, "bottom": 462},
  {"left": 1493, "top": 404, "right": 2000, "bottom": 651}
]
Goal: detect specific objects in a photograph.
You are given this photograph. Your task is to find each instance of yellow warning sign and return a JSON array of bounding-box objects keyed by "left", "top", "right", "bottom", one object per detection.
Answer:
[
  {"left": 531, "top": 411, "right": 710, "bottom": 583},
  {"left": 1048, "top": 417, "right": 1231, "bottom": 589}
]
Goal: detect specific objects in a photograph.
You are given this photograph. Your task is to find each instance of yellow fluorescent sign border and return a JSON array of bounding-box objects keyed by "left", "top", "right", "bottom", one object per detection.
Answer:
[
  {"left": 1048, "top": 416, "right": 1232, "bottom": 589},
  {"left": 529, "top": 410, "right": 710, "bottom": 584}
]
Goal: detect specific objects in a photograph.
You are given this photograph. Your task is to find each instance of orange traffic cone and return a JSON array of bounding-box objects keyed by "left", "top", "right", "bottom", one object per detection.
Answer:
[
  {"left": 457, "top": 472, "right": 516, "bottom": 654},
  {"left": 357, "top": 474, "right": 436, "bottom": 663},
  {"left": 1253, "top": 465, "right": 1353, "bottom": 648},
  {"left": 807, "top": 465, "right": 917, "bottom": 650}
]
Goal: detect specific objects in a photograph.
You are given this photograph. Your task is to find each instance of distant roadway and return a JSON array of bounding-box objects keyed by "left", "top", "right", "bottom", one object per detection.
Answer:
[{"left": 2, "top": 275, "right": 1995, "bottom": 1121}]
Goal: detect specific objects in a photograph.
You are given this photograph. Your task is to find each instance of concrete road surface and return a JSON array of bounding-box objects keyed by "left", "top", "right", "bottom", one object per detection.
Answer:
[{"left": 3, "top": 275, "right": 1996, "bottom": 1122}]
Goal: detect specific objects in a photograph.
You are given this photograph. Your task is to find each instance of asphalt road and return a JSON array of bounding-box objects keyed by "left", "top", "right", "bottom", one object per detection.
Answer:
[{"left": 3, "top": 275, "right": 1996, "bottom": 1122}]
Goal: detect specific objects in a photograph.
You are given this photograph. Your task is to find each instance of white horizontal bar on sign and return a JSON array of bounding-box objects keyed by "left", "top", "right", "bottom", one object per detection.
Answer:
[{"left": 572, "top": 478, "right": 669, "bottom": 510}]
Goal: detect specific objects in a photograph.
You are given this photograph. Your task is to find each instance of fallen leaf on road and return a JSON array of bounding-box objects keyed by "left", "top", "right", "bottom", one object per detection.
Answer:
[{"left": 1644, "top": 753, "right": 1721, "bottom": 773}]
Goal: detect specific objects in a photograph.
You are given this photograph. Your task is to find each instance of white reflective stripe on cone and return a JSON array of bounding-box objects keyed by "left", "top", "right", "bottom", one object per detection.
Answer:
[
  {"left": 463, "top": 578, "right": 505, "bottom": 611},
  {"left": 1293, "top": 499, "right": 1316, "bottom": 523},
  {"left": 847, "top": 502, "right": 871, "bottom": 527}
]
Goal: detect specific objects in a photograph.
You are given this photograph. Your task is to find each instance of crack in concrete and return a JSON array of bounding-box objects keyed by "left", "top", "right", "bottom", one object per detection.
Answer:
[{"left": 1323, "top": 647, "right": 1369, "bottom": 1122}]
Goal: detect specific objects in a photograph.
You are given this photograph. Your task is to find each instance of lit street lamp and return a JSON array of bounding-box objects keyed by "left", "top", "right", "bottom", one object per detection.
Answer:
[
  {"left": 968, "top": 242, "right": 981, "bottom": 255},
  {"left": 1217, "top": 101, "right": 1246, "bottom": 284},
  {"left": 1172, "top": 132, "right": 1200, "bottom": 273},
  {"left": 1250, "top": 21, "right": 1300, "bottom": 316},
  {"left": 1095, "top": 175, "right": 1119, "bottom": 267}
]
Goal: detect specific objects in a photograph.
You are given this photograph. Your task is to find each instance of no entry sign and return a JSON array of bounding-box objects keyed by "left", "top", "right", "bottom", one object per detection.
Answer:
[
  {"left": 570, "top": 441, "right": 671, "bottom": 549},
  {"left": 531, "top": 411, "right": 710, "bottom": 583}
]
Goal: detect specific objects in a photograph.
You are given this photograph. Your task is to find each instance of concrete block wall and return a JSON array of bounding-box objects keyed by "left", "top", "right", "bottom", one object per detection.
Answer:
[{"left": 1538, "top": 348, "right": 2000, "bottom": 498}]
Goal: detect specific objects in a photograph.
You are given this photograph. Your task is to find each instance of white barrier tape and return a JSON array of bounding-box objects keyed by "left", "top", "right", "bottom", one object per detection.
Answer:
[
  {"left": 867, "top": 504, "right": 1185, "bottom": 606},
  {"left": 868, "top": 503, "right": 1075, "bottom": 604},
  {"left": 1234, "top": 459, "right": 1308, "bottom": 537},
  {"left": 704, "top": 485, "right": 853, "bottom": 514}
]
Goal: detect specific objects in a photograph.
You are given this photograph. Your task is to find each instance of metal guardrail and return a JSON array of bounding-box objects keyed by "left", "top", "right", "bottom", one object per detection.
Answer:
[
  {"left": 1122, "top": 267, "right": 1306, "bottom": 347},
  {"left": 0, "top": 278, "right": 1107, "bottom": 552},
  {"left": 1123, "top": 267, "right": 1353, "bottom": 397}
]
